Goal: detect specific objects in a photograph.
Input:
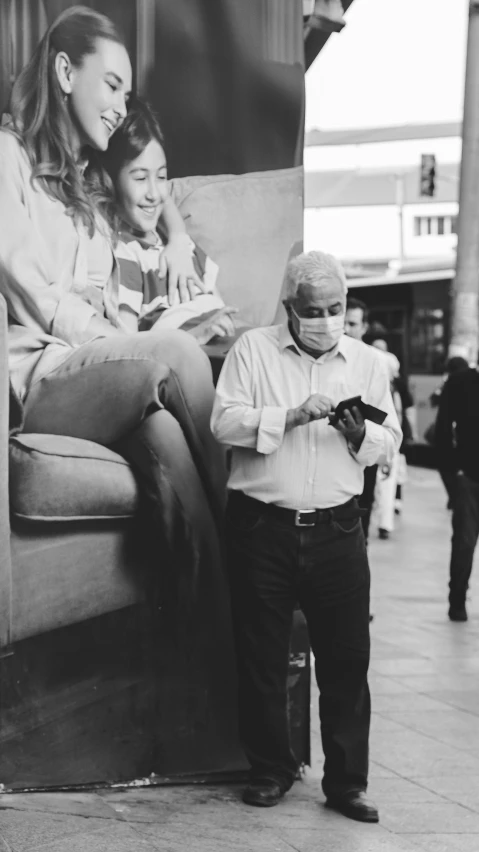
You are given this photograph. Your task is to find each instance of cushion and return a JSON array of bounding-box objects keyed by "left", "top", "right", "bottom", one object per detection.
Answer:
[
  {"left": 170, "top": 167, "right": 303, "bottom": 328},
  {"left": 9, "top": 434, "right": 139, "bottom": 521}
]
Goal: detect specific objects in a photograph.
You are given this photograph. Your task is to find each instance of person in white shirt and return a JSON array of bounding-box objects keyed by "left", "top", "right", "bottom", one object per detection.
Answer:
[{"left": 211, "top": 251, "right": 401, "bottom": 822}]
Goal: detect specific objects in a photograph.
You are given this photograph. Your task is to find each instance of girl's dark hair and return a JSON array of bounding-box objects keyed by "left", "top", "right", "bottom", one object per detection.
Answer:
[
  {"left": 90, "top": 96, "right": 165, "bottom": 232},
  {"left": 8, "top": 5, "right": 125, "bottom": 237}
]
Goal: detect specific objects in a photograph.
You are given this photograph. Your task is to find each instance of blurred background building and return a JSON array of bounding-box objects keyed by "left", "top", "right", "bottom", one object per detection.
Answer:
[{"left": 304, "top": 0, "right": 469, "bottom": 444}]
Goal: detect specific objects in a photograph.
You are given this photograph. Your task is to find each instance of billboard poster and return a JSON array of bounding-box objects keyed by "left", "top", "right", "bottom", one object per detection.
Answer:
[{"left": 0, "top": 0, "right": 305, "bottom": 789}]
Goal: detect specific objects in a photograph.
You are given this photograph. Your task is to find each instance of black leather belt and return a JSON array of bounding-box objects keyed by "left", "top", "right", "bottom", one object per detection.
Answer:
[{"left": 228, "top": 491, "right": 364, "bottom": 528}]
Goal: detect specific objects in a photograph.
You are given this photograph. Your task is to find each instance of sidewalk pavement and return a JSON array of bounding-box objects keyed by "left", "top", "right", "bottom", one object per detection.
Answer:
[{"left": 2, "top": 466, "right": 479, "bottom": 852}]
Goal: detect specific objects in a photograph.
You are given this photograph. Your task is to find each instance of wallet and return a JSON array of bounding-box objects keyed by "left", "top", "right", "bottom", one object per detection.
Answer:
[{"left": 329, "top": 395, "right": 387, "bottom": 427}]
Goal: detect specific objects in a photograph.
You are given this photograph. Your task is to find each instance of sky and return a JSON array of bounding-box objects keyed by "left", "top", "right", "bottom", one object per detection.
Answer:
[{"left": 305, "top": 0, "right": 469, "bottom": 131}]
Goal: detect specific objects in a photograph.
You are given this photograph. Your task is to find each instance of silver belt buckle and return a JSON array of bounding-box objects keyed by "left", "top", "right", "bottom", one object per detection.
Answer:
[{"left": 295, "top": 510, "right": 316, "bottom": 527}]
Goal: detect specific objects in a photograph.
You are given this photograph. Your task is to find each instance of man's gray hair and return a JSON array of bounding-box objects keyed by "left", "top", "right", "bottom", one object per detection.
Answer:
[{"left": 285, "top": 251, "right": 348, "bottom": 300}]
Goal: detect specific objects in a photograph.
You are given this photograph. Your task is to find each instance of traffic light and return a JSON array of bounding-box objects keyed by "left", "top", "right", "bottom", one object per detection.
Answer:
[
  {"left": 420, "top": 154, "right": 436, "bottom": 197},
  {"left": 304, "top": 0, "right": 346, "bottom": 33}
]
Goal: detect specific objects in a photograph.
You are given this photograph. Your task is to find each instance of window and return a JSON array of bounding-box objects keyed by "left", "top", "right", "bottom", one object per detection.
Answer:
[{"left": 413, "top": 215, "right": 456, "bottom": 238}]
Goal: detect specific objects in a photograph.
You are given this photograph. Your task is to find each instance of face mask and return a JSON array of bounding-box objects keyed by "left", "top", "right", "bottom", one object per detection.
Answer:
[{"left": 291, "top": 308, "right": 344, "bottom": 351}]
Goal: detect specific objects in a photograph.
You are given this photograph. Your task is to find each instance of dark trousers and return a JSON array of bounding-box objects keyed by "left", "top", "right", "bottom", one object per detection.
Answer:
[
  {"left": 226, "top": 492, "right": 371, "bottom": 796},
  {"left": 22, "top": 331, "right": 228, "bottom": 609},
  {"left": 359, "top": 465, "right": 378, "bottom": 543},
  {"left": 449, "top": 473, "right": 479, "bottom": 603}
]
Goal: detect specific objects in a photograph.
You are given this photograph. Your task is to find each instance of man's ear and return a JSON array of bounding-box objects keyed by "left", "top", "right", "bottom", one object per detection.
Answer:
[{"left": 55, "top": 51, "right": 74, "bottom": 95}]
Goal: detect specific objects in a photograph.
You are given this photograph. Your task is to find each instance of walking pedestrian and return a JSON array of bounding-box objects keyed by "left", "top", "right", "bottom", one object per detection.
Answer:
[
  {"left": 428, "top": 356, "right": 469, "bottom": 509},
  {"left": 435, "top": 362, "right": 479, "bottom": 621}
]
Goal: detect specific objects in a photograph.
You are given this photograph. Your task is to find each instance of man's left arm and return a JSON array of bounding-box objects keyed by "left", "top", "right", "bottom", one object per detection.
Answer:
[{"left": 337, "top": 359, "right": 402, "bottom": 467}]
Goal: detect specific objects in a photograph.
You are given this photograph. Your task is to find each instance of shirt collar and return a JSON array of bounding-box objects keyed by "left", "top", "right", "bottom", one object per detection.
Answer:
[
  {"left": 117, "top": 224, "right": 161, "bottom": 249},
  {"left": 279, "top": 321, "right": 350, "bottom": 363}
]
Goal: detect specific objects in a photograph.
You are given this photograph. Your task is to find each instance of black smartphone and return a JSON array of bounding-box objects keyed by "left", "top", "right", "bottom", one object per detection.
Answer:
[{"left": 329, "top": 395, "right": 387, "bottom": 427}]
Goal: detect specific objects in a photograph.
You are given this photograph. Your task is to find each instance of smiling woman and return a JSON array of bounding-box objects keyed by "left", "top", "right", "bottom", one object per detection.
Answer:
[
  {"left": 9, "top": 6, "right": 130, "bottom": 237},
  {"left": 55, "top": 39, "right": 132, "bottom": 153}
]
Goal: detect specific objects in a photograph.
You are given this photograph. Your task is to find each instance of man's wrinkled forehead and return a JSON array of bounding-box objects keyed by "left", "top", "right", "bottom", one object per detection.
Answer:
[{"left": 294, "top": 278, "right": 345, "bottom": 307}]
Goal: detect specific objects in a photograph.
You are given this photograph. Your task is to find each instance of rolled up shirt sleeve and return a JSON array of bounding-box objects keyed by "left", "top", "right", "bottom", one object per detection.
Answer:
[
  {"left": 350, "top": 354, "right": 402, "bottom": 467},
  {"left": 0, "top": 132, "right": 100, "bottom": 346},
  {"left": 211, "top": 336, "right": 287, "bottom": 454}
]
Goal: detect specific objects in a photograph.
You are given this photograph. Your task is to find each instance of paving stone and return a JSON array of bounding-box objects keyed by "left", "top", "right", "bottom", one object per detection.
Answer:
[
  {"left": 369, "top": 674, "right": 416, "bottom": 695},
  {"left": 136, "top": 822, "right": 296, "bottom": 852},
  {"left": 370, "top": 658, "right": 446, "bottom": 677},
  {"left": 0, "top": 808, "right": 109, "bottom": 852},
  {"left": 383, "top": 710, "right": 479, "bottom": 751},
  {"left": 406, "top": 836, "right": 479, "bottom": 852},
  {"left": 375, "top": 673, "right": 479, "bottom": 692},
  {"left": 0, "top": 792, "right": 118, "bottom": 820},
  {"left": 25, "top": 822, "right": 160, "bottom": 852},
  {"left": 371, "top": 714, "right": 411, "bottom": 734},
  {"left": 99, "top": 785, "right": 248, "bottom": 827},
  {"left": 379, "top": 802, "right": 479, "bottom": 834},
  {"left": 371, "top": 693, "right": 453, "bottom": 714},
  {"left": 423, "top": 691, "right": 479, "bottom": 716},
  {"left": 269, "top": 828, "right": 420, "bottom": 852},
  {"left": 372, "top": 690, "right": 451, "bottom": 717},
  {"left": 411, "top": 776, "right": 479, "bottom": 812},
  {"left": 366, "top": 777, "right": 447, "bottom": 804},
  {"left": 370, "top": 728, "right": 479, "bottom": 777}
]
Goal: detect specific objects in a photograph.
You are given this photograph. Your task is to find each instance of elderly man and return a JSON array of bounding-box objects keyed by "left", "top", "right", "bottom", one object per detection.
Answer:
[{"left": 211, "top": 251, "right": 401, "bottom": 822}]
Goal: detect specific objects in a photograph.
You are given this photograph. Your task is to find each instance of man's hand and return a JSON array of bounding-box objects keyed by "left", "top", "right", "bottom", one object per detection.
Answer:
[
  {"left": 286, "top": 393, "right": 334, "bottom": 431},
  {"left": 331, "top": 405, "right": 366, "bottom": 451},
  {"left": 158, "top": 235, "right": 207, "bottom": 304}
]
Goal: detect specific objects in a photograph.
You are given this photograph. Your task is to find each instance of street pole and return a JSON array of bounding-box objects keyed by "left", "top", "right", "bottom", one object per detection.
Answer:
[
  {"left": 395, "top": 173, "right": 404, "bottom": 267},
  {"left": 450, "top": 0, "right": 479, "bottom": 363}
]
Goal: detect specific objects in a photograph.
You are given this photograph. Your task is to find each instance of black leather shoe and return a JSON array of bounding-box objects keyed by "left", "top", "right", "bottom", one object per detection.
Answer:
[
  {"left": 326, "top": 790, "right": 379, "bottom": 823},
  {"left": 449, "top": 604, "right": 468, "bottom": 622},
  {"left": 242, "top": 781, "right": 284, "bottom": 807}
]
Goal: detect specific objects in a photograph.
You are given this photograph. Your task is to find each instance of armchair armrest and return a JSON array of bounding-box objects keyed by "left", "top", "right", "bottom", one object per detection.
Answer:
[{"left": 0, "top": 293, "right": 12, "bottom": 647}]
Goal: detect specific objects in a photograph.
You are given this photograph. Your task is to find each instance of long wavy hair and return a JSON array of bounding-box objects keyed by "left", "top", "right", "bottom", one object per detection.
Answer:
[
  {"left": 8, "top": 5, "right": 125, "bottom": 237},
  {"left": 87, "top": 96, "right": 166, "bottom": 236}
]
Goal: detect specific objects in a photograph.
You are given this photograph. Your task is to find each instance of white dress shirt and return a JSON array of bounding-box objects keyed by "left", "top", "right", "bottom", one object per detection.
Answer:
[{"left": 211, "top": 324, "right": 402, "bottom": 510}]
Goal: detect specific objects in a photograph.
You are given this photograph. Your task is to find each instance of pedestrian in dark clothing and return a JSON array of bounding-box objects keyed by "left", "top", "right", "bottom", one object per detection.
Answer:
[
  {"left": 435, "top": 365, "right": 479, "bottom": 621},
  {"left": 428, "top": 357, "right": 470, "bottom": 510}
]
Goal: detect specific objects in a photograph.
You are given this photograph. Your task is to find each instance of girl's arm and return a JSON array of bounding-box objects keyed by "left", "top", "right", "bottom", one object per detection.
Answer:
[{"left": 158, "top": 195, "right": 206, "bottom": 305}]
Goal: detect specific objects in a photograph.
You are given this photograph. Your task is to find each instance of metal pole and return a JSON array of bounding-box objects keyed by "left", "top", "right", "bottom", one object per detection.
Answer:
[
  {"left": 395, "top": 173, "right": 404, "bottom": 266},
  {"left": 450, "top": 0, "right": 479, "bottom": 362}
]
